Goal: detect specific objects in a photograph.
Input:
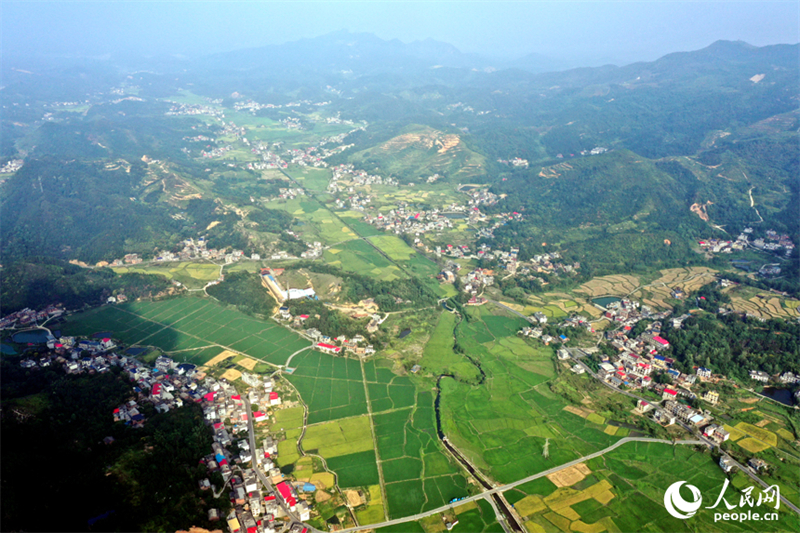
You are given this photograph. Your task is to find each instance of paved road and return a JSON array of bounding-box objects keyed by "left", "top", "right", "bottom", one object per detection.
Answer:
[
  {"left": 283, "top": 345, "right": 312, "bottom": 368},
  {"left": 570, "top": 356, "right": 800, "bottom": 515},
  {"left": 244, "top": 397, "right": 320, "bottom": 533},
  {"left": 334, "top": 437, "right": 703, "bottom": 533},
  {"left": 488, "top": 299, "right": 531, "bottom": 322}
]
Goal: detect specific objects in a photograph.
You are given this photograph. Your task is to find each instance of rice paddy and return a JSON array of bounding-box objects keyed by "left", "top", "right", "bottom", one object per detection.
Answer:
[
  {"left": 506, "top": 441, "right": 800, "bottom": 533},
  {"left": 60, "top": 296, "right": 311, "bottom": 365}
]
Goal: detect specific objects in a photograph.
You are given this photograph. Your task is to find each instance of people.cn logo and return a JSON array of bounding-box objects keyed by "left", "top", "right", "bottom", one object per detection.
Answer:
[{"left": 664, "top": 481, "right": 703, "bottom": 519}]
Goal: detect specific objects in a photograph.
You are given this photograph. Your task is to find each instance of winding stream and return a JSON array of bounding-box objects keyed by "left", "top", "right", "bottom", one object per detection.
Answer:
[{"left": 431, "top": 303, "right": 523, "bottom": 531}]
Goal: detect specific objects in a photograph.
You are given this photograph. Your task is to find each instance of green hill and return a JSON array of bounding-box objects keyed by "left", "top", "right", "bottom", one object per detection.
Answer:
[{"left": 347, "top": 124, "right": 487, "bottom": 182}]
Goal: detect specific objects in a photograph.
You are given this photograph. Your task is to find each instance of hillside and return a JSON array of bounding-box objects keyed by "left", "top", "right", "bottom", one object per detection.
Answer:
[{"left": 347, "top": 124, "right": 487, "bottom": 182}]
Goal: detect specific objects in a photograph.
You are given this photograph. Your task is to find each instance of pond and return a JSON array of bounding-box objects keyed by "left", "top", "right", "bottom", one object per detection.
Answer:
[
  {"left": 399, "top": 328, "right": 412, "bottom": 339},
  {"left": 1, "top": 344, "right": 18, "bottom": 355},
  {"left": 125, "top": 347, "right": 148, "bottom": 356},
  {"left": 761, "top": 387, "right": 795, "bottom": 407},
  {"left": 592, "top": 296, "right": 621, "bottom": 309},
  {"left": 11, "top": 330, "right": 49, "bottom": 344},
  {"left": 93, "top": 331, "right": 114, "bottom": 339}
]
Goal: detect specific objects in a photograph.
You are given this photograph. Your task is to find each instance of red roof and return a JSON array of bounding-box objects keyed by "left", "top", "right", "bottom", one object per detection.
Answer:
[
  {"left": 265, "top": 495, "right": 276, "bottom": 501},
  {"left": 264, "top": 452, "right": 270, "bottom": 458},
  {"left": 102, "top": 338, "right": 111, "bottom": 342},
  {"left": 652, "top": 336, "right": 670, "bottom": 345},
  {"left": 113, "top": 408, "right": 120, "bottom": 414},
  {"left": 316, "top": 342, "right": 341, "bottom": 351},
  {"left": 232, "top": 394, "right": 241, "bottom": 400},
  {"left": 276, "top": 482, "right": 296, "bottom": 507},
  {"left": 299, "top": 314, "right": 309, "bottom": 319},
  {"left": 204, "top": 392, "right": 215, "bottom": 401},
  {"left": 152, "top": 383, "right": 162, "bottom": 395},
  {"left": 664, "top": 388, "right": 677, "bottom": 396},
  {"left": 248, "top": 527, "right": 258, "bottom": 533},
  {"left": 269, "top": 392, "right": 279, "bottom": 400},
  {"left": 214, "top": 422, "right": 223, "bottom": 430}
]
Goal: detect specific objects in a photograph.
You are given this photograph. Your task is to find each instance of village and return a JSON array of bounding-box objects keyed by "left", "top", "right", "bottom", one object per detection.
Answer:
[
  {"left": 14, "top": 330, "right": 322, "bottom": 533},
  {"left": 699, "top": 227, "right": 795, "bottom": 257}
]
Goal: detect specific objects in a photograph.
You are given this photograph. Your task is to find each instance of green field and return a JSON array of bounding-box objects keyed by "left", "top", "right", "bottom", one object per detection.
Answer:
[
  {"left": 439, "top": 305, "right": 624, "bottom": 483},
  {"left": 60, "top": 296, "right": 310, "bottom": 365},
  {"left": 302, "top": 416, "right": 374, "bottom": 458},
  {"left": 506, "top": 441, "right": 800, "bottom": 533},
  {"left": 286, "top": 350, "right": 368, "bottom": 424},
  {"left": 284, "top": 166, "right": 331, "bottom": 192},
  {"left": 111, "top": 261, "right": 220, "bottom": 289},
  {"left": 326, "top": 450, "right": 381, "bottom": 488},
  {"left": 368, "top": 235, "right": 416, "bottom": 261},
  {"left": 324, "top": 239, "right": 405, "bottom": 281}
]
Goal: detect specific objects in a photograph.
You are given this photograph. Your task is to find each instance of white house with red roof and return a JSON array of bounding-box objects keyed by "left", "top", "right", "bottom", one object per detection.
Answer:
[
  {"left": 269, "top": 391, "right": 281, "bottom": 406},
  {"left": 276, "top": 481, "right": 297, "bottom": 509},
  {"left": 662, "top": 388, "right": 678, "bottom": 401},
  {"left": 316, "top": 342, "right": 341, "bottom": 354}
]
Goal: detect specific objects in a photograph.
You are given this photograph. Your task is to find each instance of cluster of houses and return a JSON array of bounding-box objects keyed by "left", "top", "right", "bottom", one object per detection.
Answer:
[
  {"left": 460, "top": 267, "right": 495, "bottom": 295},
  {"left": 362, "top": 205, "right": 454, "bottom": 235},
  {"left": 195, "top": 371, "right": 318, "bottom": 533},
  {"left": 328, "top": 164, "right": 398, "bottom": 192},
  {"left": 462, "top": 187, "right": 499, "bottom": 207},
  {"left": 750, "top": 369, "right": 800, "bottom": 386},
  {"left": 597, "top": 298, "right": 671, "bottom": 328},
  {"left": 166, "top": 102, "right": 224, "bottom": 118},
  {"left": 0, "top": 159, "right": 23, "bottom": 174},
  {"left": 284, "top": 144, "right": 350, "bottom": 168},
  {"left": 232, "top": 98, "right": 331, "bottom": 114},
  {"left": 520, "top": 325, "right": 567, "bottom": 346},
  {"left": 201, "top": 144, "right": 234, "bottom": 159},
  {"left": 496, "top": 158, "right": 529, "bottom": 168},
  {"left": 700, "top": 228, "right": 795, "bottom": 258},
  {"left": 300, "top": 327, "right": 377, "bottom": 358},
  {"left": 698, "top": 236, "right": 748, "bottom": 254},
  {"left": 753, "top": 229, "right": 795, "bottom": 256},
  {"left": 580, "top": 147, "right": 609, "bottom": 156},
  {"left": 0, "top": 305, "right": 64, "bottom": 329}
]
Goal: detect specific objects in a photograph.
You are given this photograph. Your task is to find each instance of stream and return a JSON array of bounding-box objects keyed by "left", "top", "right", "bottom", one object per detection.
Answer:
[{"left": 432, "top": 303, "right": 523, "bottom": 532}]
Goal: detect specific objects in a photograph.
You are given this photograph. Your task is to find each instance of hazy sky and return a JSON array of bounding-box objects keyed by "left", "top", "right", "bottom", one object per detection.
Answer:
[{"left": 2, "top": 1, "right": 798, "bottom": 65}]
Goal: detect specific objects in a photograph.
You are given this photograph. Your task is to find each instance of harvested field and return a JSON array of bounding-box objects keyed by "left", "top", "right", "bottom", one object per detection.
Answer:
[
  {"left": 221, "top": 368, "right": 242, "bottom": 381},
  {"left": 454, "top": 501, "right": 478, "bottom": 515},
  {"left": 723, "top": 424, "right": 746, "bottom": 441},
  {"left": 734, "top": 422, "right": 778, "bottom": 446},
  {"left": 204, "top": 349, "right": 237, "bottom": 367},
  {"left": 237, "top": 357, "right": 258, "bottom": 370},
  {"left": 315, "top": 490, "right": 332, "bottom": 503},
  {"left": 544, "top": 480, "right": 614, "bottom": 511},
  {"left": 546, "top": 463, "right": 591, "bottom": 488},
  {"left": 563, "top": 405, "right": 591, "bottom": 418},
  {"left": 515, "top": 495, "right": 547, "bottom": 517},
  {"left": 777, "top": 428, "right": 795, "bottom": 440},
  {"left": 309, "top": 472, "right": 336, "bottom": 489},
  {"left": 345, "top": 489, "right": 364, "bottom": 507},
  {"left": 738, "top": 437, "right": 771, "bottom": 453},
  {"left": 575, "top": 275, "right": 640, "bottom": 298}
]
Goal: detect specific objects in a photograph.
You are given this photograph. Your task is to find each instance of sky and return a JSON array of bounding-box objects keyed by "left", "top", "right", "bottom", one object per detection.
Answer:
[{"left": 2, "top": 1, "right": 798, "bottom": 66}]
